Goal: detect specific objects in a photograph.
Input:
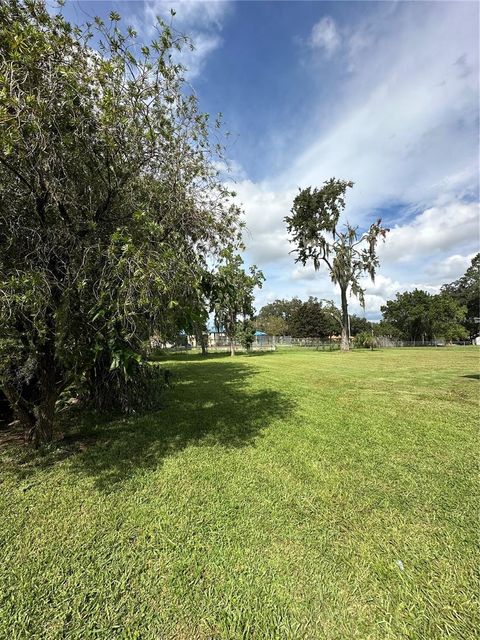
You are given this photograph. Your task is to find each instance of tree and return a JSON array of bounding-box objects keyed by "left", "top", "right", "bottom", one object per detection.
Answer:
[
  {"left": 255, "top": 314, "right": 288, "bottom": 337},
  {"left": 430, "top": 295, "right": 468, "bottom": 343},
  {"left": 349, "top": 315, "right": 372, "bottom": 336},
  {"left": 381, "top": 290, "right": 433, "bottom": 342},
  {"left": 256, "top": 298, "right": 302, "bottom": 335},
  {"left": 441, "top": 254, "right": 479, "bottom": 338},
  {"left": 289, "top": 297, "right": 337, "bottom": 339},
  {"left": 381, "top": 290, "right": 467, "bottom": 342},
  {"left": 211, "top": 252, "right": 264, "bottom": 356},
  {"left": 371, "top": 320, "right": 402, "bottom": 339},
  {"left": 285, "top": 179, "right": 388, "bottom": 351},
  {"left": 0, "top": 1, "right": 242, "bottom": 444},
  {"left": 236, "top": 320, "right": 256, "bottom": 352}
]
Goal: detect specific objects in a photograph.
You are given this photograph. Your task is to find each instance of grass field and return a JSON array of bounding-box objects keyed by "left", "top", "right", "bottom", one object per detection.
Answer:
[{"left": 0, "top": 348, "right": 478, "bottom": 639}]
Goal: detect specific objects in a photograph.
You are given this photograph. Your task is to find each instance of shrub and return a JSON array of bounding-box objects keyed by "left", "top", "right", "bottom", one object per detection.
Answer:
[{"left": 355, "top": 331, "right": 376, "bottom": 349}]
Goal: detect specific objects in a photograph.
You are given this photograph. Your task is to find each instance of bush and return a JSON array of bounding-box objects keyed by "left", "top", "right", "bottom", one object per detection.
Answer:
[{"left": 355, "top": 331, "right": 376, "bottom": 349}]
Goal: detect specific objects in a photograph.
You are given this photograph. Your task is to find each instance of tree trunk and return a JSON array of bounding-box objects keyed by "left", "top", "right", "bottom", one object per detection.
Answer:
[
  {"left": 3, "top": 384, "right": 35, "bottom": 434},
  {"left": 229, "top": 336, "right": 235, "bottom": 356},
  {"left": 30, "top": 388, "right": 57, "bottom": 447},
  {"left": 340, "top": 286, "right": 350, "bottom": 351},
  {"left": 28, "top": 336, "right": 58, "bottom": 447},
  {"left": 195, "top": 326, "right": 208, "bottom": 356}
]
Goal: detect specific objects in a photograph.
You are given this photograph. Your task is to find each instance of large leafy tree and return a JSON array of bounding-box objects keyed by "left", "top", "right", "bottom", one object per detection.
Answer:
[
  {"left": 255, "top": 314, "right": 288, "bottom": 337},
  {"left": 256, "top": 298, "right": 302, "bottom": 335},
  {"left": 211, "top": 252, "right": 264, "bottom": 356},
  {"left": 381, "top": 290, "right": 433, "bottom": 342},
  {"left": 0, "top": 1, "right": 242, "bottom": 444},
  {"left": 430, "top": 295, "right": 468, "bottom": 342},
  {"left": 381, "top": 290, "right": 467, "bottom": 342},
  {"left": 285, "top": 179, "right": 389, "bottom": 350},
  {"left": 441, "top": 253, "right": 479, "bottom": 338},
  {"left": 289, "top": 297, "right": 337, "bottom": 339}
]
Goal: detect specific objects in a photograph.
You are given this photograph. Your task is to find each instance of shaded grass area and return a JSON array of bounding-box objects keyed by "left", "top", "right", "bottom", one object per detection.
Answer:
[{"left": 0, "top": 348, "right": 478, "bottom": 639}]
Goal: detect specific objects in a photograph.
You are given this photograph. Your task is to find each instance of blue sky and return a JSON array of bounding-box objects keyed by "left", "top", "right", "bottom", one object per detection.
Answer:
[{"left": 61, "top": 0, "right": 479, "bottom": 319}]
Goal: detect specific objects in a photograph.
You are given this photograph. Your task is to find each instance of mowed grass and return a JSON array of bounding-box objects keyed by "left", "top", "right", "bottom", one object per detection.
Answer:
[{"left": 0, "top": 348, "right": 478, "bottom": 639}]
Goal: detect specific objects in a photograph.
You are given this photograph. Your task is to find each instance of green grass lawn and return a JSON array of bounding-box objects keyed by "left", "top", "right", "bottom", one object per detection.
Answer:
[{"left": 0, "top": 348, "right": 478, "bottom": 639}]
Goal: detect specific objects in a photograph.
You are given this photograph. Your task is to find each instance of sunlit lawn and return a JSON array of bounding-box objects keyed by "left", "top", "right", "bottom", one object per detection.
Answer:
[{"left": 0, "top": 347, "right": 478, "bottom": 639}]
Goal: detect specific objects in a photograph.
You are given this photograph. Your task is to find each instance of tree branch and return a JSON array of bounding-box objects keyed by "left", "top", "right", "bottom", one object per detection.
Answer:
[{"left": 0, "top": 156, "right": 35, "bottom": 192}]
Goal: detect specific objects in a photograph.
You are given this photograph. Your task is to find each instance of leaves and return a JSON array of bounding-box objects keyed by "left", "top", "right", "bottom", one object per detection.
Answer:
[
  {"left": 211, "top": 251, "right": 265, "bottom": 343},
  {"left": 285, "top": 179, "right": 389, "bottom": 345},
  {"left": 0, "top": 0, "right": 244, "bottom": 440}
]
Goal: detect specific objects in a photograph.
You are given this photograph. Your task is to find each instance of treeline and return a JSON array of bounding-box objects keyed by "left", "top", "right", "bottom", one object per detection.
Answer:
[
  {"left": 256, "top": 254, "right": 479, "bottom": 342},
  {"left": 381, "top": 254, "right": 478, "bottom": 341},
  {"left": 255, "top": 297, "right": 371, "bottom": 339}
]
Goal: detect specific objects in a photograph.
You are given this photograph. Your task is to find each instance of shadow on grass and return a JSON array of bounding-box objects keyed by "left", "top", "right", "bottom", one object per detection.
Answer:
[
  {"left": 462, "top": 374, "right": 480, "bottom": 380},
  {"left": 149, "top": 350, "right": 277, "bottom": 363},
  {"left": 58, "top": 357, "right": 294, "bottom": 491}
]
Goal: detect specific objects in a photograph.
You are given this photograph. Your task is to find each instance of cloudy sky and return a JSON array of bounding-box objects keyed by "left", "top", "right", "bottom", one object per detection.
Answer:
[{"left": 63, "top": 0, "right": 479, "bottom": 319}]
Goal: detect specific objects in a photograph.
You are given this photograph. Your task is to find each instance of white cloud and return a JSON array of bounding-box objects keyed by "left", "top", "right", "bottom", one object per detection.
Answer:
[
  {"left": 143, "top": 0, "right": 230, "bottom": 33},
  {"left": 232, "top": 179, "right": 294, "bottom": 264},
  {"left": 379, "top": 202, "right": 479, "bottom": 264},
  {"left": 425, "top": 252, "right": 477, "bottom": 280},
  {"left": 292, "top": 264, "right": 318, "bottom": 281},
  {"left": 282, "top": 2, "right": 478, "bottom": 222},
  {"left": 309, "top": 16, "right": 341, "bottom": 56}
]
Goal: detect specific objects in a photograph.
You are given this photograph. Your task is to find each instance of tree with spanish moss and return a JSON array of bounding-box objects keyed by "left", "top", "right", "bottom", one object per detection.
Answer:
[{"left": 285, "top": 179, "right": 389, "bottom": 351}]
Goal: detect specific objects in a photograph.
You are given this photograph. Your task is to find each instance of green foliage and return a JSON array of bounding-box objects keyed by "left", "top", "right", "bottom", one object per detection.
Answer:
[
  {"left": 257, "top": 296, "right": 347, "bottom": 339},
  {"left": 289, "top": 297, "right": 338, "bottom": 339},
  {"left": 371, "top": 320, "right": 403, "bottom": 339},
  {"left": 354, "top": 331, "right": 375, "bottom": 349},
  {"left": 381, "top": 290, "right": 432, "bottom": 341},
  {"left": 381, "top": 290, "right": 467, "bottom": 342},
  {"left": 349, "top": 315, "right": 372, "bottom": 336},
  {"left": 430, "top": 295, "right": 468, "bottom": 342},
  {"left": 235, "top": 320, "right": 256, "bottom": 351},
  {"left": 285, "top": 179, "right": 389, "bottom": 350},
  {"left": 255, "top": 314, "right": 288, "bottom": 336},
  {"left": 0, "top": 0, "right": 242, "bottom": 443},
  {"left": 441, "top": 253, "right": 479, "bottom": 337},
  {"left": 85, "top": 360, "right": 170, "bottom": 413},
  {"left": 256, "top": 298, "right": 302, "bottom": 335},
  {"left": 210, "top": 251, "right": 264, "bottom": 355}
]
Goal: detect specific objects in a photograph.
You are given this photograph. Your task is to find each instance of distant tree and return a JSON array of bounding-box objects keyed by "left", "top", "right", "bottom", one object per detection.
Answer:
[
  {"left": 371, "top": 320, "right": 402, "bottom": 339},
  {"left": 349, "top": 315, "right": 372, "bottom": 336},
  {"left": 381, "top": 290, "right": 467, "bottom": 342},
  {"left": 381, "top": 290, "right": 433, "bottom": 342},
  {"left": 285, "top": 179, "right": 389, "bottom": 351},
  {"left": 211, "top": 252, "right": 264, "bottom": 356},
  {"left": 255, "top": 315, "right": 288, "bottom": 337},
  {"left": 441, "top": 254, "right": 479, "bottom": 338},
  {"left": 289, "top": 297, "right": 337, "bottom": 339},
  {"left": 236, "top": 320, "right": 256, "bottom": 352},
  {"left": 430, "top": 295, "right": 468, "bottom": 343},
  {"left": 256, "top": 298, "right": 302, "bottom": 335}
]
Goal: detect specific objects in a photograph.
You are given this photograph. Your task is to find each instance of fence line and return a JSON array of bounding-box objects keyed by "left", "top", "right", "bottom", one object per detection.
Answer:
[{"left": 150, "top": 335, "right": 474, "bottom": 355}]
